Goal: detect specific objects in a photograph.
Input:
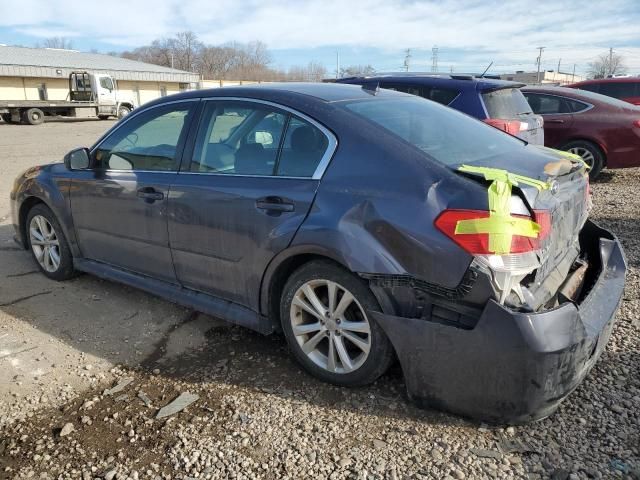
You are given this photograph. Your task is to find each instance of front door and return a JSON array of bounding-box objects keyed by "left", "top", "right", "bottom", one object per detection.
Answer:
[
  {"left": 70, "top": 100, "right": 198, "bottom": 282},
  {"left": 168, "top": 99, "right": 335, "bottom": 310},
  {"left": 96, "top": 75, "right": 117, "bottom": 111}
]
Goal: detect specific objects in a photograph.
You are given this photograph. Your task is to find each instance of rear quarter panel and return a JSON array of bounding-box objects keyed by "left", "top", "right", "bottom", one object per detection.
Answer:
[{"left": 290, "top": 108, "right": 486, "bottom": 288}]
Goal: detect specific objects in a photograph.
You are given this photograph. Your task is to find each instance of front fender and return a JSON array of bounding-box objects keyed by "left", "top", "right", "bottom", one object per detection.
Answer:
[{"left": 13, "top": 164, "right": 80, "bottom": 258}]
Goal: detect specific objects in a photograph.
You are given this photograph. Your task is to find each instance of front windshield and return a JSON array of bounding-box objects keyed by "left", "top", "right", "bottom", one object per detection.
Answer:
[{"left": 341, "top": 96, "right": 527, "bottom": 166}]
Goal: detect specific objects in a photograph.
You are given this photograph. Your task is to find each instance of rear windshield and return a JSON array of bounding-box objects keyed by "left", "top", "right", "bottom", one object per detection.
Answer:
[
  {"left": 482, "top": 88, "right": 532, "bottom": 118},
  {"left": 341, "top": 96, "right": 526, "bottom": 166}
]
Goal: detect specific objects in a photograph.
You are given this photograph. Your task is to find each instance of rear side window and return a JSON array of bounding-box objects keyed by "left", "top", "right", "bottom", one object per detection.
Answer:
[
  {"left": 576, "top": 83, "right": 600, "bottom": 94},
  {"left": 598, "top": 82, "right": 638, "bottom": 99},
  {"left": 190, "top": 100, "right": 330, "bottom": 177},
  {"left": 277, "top": 117, "right": 329, "bottom": 177},
  {"left": 482, "top": 88, "right": 532, "bottom": 118},
  {"left": 381, "top": 83, "right": 459, "bottom": 105}
]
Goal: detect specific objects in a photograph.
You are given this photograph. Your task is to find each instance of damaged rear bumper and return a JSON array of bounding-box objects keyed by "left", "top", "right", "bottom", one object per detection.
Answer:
[{"left": 370, "top": 221, "right": 626, "bottom": 424}]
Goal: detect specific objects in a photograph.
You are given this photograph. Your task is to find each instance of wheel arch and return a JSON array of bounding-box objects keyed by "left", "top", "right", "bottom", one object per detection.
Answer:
[
  {"left": 561, "top": 137, "right": 608, "bottom": 166},
  {"left": 18, "top": 196, "right": 48, "bottom": 248},
  {"left": 260, "top": 246, "right": 396, "bottom": 331}
]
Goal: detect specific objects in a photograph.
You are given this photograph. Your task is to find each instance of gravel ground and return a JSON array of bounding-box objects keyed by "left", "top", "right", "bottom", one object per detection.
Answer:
[{"left": 0, "top": 121, "right": 638, "bottom": 479}]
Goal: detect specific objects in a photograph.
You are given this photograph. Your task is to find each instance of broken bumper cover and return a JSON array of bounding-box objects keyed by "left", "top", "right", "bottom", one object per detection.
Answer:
[{"left": 371, "top": 221, "right": 626, "bottom": 424}]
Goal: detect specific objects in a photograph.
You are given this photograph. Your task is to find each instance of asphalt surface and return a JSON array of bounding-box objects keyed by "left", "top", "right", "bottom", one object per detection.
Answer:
[{"left": 0, "top": 119, "right": 638, "bottom": 479}]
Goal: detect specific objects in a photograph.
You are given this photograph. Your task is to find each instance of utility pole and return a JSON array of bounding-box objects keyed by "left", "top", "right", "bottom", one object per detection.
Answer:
[
  {"left": 572, "top": 64, "right": 576, "bottom": 83},
  {"left": 403, "top": 49, "right": 412, "bottom": 72},
  {"left": 609, "top": 47, "right": 613, "bottom": 76},
  {"left": 536, "top": 46, "right": 545, "bottom": 83},
  {"left": 431, "top": 45, "right": 439, "bottom": 72},
  {"left": 336, "top": 51, "right": 340, "bottom": 79}
]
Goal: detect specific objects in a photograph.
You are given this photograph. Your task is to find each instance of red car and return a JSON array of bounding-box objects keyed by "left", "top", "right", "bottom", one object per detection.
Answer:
[
  {"left": 522, "top": 86, "right": 640, "bottom": 178},
  {"left": 569, "top": 78, "right": 640, "bottom": 106}
]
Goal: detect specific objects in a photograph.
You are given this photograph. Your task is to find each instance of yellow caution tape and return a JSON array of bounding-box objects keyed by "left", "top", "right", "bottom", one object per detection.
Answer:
[{"left": 456, "top": 165, "right": 547, "bottom": 254}]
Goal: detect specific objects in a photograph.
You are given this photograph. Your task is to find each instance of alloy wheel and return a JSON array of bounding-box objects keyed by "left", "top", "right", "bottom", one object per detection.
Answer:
[
  {"left": 289, "top": 279, "right": 372, "bottom": 374},
  {"left": 567, "top": 147, "right": 595, "bottom": 168},
  {"left": 29, "top": 215, "right": 61, "bottom": 272}
]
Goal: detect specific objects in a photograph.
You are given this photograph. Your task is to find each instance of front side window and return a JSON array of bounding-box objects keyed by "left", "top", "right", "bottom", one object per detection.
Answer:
[
  {"left": 190, "top": 101, "right": 329, "bottom": 177},
  {"left": 342, "top": 96, "right": 526, "bottom": 167},
  {"left": 94, "top": 103, "right": 194, "bottom": 171},
  {"left": 99, "top": 77, "right": 114, "bottom": 91},
  {"left": 524, "top": 93, "right": 565, "bottom": 114}
]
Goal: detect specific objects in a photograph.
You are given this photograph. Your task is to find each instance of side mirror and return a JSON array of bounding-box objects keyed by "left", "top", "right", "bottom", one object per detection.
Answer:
[{"left": 64, "top": 147, "right": 91, "bottom": 170}]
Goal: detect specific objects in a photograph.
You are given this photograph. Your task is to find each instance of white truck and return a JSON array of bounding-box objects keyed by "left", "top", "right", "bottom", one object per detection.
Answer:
[{"left": 0, "top": 71, "right": 137, "bottom": 125}]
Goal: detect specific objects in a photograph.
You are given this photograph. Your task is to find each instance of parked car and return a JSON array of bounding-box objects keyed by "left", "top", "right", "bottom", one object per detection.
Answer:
[
  {"left": 522, "top": 86, "right": 640, "bottom": 178},
  {"left": 335, "top": 73, "right": 544, "bottom": 144},
  {"left": 569, "top": 78, "right": 640, "bottom": 106},
  {"left": 10, "top": 83, "right": 625, "bottom": 423}
]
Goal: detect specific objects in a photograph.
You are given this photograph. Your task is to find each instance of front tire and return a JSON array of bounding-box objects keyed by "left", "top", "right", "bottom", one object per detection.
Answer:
[
  {"left": 117, "top": 105, "right": 131, "bottom": 119},
  {"left": 562, "top": 140, "right": 604, "bottom": 180},
  {"left": 280, "top": 260, "right": 394, "bottom": 387},
  {"left": 26, "top": 204, "right": 76, "bottom": 281}
]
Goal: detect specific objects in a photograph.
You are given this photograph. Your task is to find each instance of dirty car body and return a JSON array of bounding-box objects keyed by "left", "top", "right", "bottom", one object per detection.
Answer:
[{"left": 10, "top": 83, "right": 626, "bottom": 423}]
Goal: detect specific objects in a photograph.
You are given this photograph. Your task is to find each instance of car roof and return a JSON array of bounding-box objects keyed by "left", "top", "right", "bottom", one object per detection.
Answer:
[
  {"left": 151, "top": 82, "right": 411, "bottom": 105},
  {"left": 570, "top": 77, "right": 640, "bottom": 86},
  {"left": 336, "top": 73, "right": 525, "bottom": 90},
  {"left": 522, "top": 85, "right": 638, "bottom": 109}
]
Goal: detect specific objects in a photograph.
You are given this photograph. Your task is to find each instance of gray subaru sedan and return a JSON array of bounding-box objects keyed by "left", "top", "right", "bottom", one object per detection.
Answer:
[{"left": 10, "top": 83, "right": 626, "bottom": 423}]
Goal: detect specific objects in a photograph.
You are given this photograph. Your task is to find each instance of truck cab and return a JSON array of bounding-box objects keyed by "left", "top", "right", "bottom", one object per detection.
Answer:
[{"left": 70, "top": 72, "right": 137, "bottom": 119}]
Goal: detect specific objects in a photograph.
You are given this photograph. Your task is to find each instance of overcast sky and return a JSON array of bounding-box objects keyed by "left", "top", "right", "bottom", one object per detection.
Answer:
[{"left": 1, "top": 0, "right": 639, "bottom": 76}]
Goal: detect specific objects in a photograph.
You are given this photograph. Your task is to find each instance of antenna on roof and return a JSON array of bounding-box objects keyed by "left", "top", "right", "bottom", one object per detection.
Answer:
[
  {"left": 361, "top": 82, "right": 380, "bottom": 95},
  {"left": 480, "top": 61, "right": 494, "bottom": 78}
]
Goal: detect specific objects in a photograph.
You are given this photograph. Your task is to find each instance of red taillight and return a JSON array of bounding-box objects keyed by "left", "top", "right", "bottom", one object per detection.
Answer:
[
  {"left": 435, "top": 209, "right": 551, "bottom": 255},
  {"left": 484, "top": 118, "right": 522, "bottom": 136},
  {"left": 633, "top": 120, "right": 640, "bottom": 128}
]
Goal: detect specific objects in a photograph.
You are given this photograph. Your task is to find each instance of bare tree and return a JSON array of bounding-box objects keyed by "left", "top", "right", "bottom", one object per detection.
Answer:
[
  {"left": 40, "top": 37, "right": 73, "bottom": 49},
  {"left": 340, "top": 64, "right": 376, "bottom": 77},
  {"left": 121, "top": 34, "right": 328, "bottom": 82},
  {"left": 588, "top": 51, "right": 627, "bottom": 79}
]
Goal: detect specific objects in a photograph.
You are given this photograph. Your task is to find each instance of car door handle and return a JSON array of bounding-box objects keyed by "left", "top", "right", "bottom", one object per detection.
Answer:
[
  {"left": 545, "top": 119, "right": 565, "bottom": 124},
  {"left": 255, "top": 196, "right": 295, "bottom": 212},
  {"left": 137, "top": 187, "right": 164, "bottom": 202}
]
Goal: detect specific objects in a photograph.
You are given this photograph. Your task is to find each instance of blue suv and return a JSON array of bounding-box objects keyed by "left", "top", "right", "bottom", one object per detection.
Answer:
[{"left": 336, "top": 73, "right": 544, "bottom": 144}]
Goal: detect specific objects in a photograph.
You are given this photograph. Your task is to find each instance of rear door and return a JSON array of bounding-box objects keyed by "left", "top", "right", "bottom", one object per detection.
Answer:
[
  {"left": 523, "top": 92, "right": 576, "bottom": 147},
  {"left": 167, "top": 99, "right": 336, "bottom": 310}
]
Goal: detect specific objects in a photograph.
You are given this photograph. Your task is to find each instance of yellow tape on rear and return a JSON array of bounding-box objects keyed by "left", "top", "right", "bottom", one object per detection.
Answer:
[{"left": 455, "top": 165, "right": 546, "bottom": 254}]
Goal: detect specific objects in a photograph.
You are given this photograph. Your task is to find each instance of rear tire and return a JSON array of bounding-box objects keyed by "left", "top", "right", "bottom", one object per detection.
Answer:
[
  {"left": 26, "top": 204, "right": 76, "bottom": 281},
  {"left": 23, "top": 108, "right": 45, "bottom": 125},
  {"left": 1, "top": 113, "right": 11, "bottom": 123},
  {"left": 98, "top": 115, "right": 110, "bottom": 120},
  {"left": 561, "top": 140, "right": 604, "bottom": 180},
  {"left": 280, "top": 260, "right": 394, "bottom": 387}
]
